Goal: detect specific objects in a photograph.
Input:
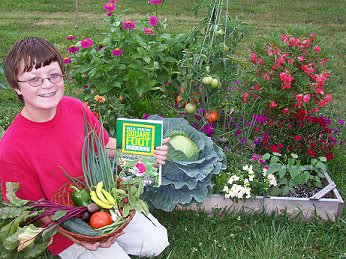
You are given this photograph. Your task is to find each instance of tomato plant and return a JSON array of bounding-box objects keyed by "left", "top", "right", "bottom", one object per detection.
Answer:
[
  {"left": 205, "top": 110, "right": 219, "bottom": 123},
  {"left": 90, "top": 211, "right": 113, "bottom": 229}
]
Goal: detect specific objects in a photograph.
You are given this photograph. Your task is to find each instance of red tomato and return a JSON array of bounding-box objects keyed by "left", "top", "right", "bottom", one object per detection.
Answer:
[
  {"left": 90, "top": 211, "right": 113, "bottom": 229},
  {"left": 205, "top": 110, "right": 219, "bottom": 123}
]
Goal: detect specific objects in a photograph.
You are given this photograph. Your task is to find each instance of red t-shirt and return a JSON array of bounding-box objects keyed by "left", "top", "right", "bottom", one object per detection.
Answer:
[{"left": 0, "top": 96, "right": 109, "bottom": 256}]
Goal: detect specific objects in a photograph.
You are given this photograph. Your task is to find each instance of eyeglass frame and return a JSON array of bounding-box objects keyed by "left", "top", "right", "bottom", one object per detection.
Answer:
[{"left": 17, "top": 73, "right": 64, "bottom": 87}]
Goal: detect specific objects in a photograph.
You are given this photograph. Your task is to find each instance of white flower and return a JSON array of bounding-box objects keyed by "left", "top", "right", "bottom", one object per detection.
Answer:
[
  {"left": 242, "top": 164, "right": 249, "bottom": 171},
  {"left": 227, "top": 175, "right": 240, "bottom": 185},
  {"left": 249, "top": 174, "right": 255, "bottom": 182},
  {"left": 223, "top": 185, "right": 229, "bottom": 193},
  {"left": 248, "top": 165, "right": 254, "bottom": 175},
  {"left": 267, "top": 174, "right": 277, "bottom": 186}
]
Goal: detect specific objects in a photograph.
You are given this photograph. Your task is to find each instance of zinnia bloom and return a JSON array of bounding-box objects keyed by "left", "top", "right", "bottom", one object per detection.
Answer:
[
  {"left": 104, "top": 2, "right": 115, "bottom": 12},
  {"left": 66, "top": 35, "right": 76, "bottom": 41},
  {"left": 122, "top": 20, "right": 136, "bottom": 30},
  {"left": 148, "top": 15, "right": 158, "bottom": 26},
  {"left": 68, "top": 45, "right": 79, "bottom": 53},
  {"left": 94, "top": 95, "right": 106, "bottom": 103},
  {"left": 111, "top": 48, "right": 123, "bottom": 56},
  {"left": 150, "top": 0, "right": 162, "bottom": 4},
  {"left": 144, "top": 27, "right": 154, "bottom": 35},
  {"left": 81, "top": 38, "right": 93, "bottom": 48},
  {"left": 63, "top": 57, "right": 71, "bottom": 64}
]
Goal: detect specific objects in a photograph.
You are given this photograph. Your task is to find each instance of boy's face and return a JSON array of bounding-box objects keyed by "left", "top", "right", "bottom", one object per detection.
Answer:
[{"left": 16, "top": 61, "right": 64, "bottom": 120}]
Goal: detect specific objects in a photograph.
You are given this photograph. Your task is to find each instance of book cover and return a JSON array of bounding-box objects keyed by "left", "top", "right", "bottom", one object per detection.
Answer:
[{"left": 116, "top": 118, "right": 163, "bottom": 187}]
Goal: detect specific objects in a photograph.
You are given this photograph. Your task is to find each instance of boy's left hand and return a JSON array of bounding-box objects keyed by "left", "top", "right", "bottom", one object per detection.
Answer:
[{"left": 153, "top": 137, "right": 170, "bottom": 165}]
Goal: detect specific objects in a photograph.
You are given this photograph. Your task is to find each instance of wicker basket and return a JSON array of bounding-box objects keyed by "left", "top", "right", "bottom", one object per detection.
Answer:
[{"left": 51, "top": 176, "right": 135, "bottom": 243}]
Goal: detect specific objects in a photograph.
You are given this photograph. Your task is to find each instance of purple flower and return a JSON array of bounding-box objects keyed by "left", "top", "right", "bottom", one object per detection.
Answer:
[
  {"left": 234, "top": 129, "right": 242, "bottom": 137},
  {"left": 338, "top": 118, "right": 345, "bottom": 125},
  {"left": 111, "top": 48, "right": 123, "bottom": 56},
  {"left": 122, "top": 20, "right": 136, "bottom": 30},
  {"left": 63, "top": 57, "right": 71, "bottom": 64},
  {"left": 234, "top": 80, "right": 239, "bottom": 85},
  {"left": 148, "top": 15, "right": 158, "bottom": 26},
  {"left": 197, "top": 108, "right": 205, "bottom": 115},
  {"left": 239, "top": 137, "right": 246, "bottom": 144},
  {"left": 104, "top": 3, "right": 115, "bottom": 12},
  {"left": 68, "top": 45, "right": 79, "bottom": 53},
  {"left": 150, "top": 0, "right": 162, "bottom": 4},
  {"left": 202, "top": 124, "right": 213, "bottom": 136},
  {"left": 253, "top": 137, "right": 261, "bottom": 145},
  {"left": 253, "top": 114, "right": 267, "bottom": 123},
  {"left": 81, "top": 38, "right": 93, "bottom": 48},
  {"left": 66, "top": 35, "right": 76, "bottom": 41},
  {"left": 144, "top": 27, "right": 154, "bottom": 35},
  {"left": 143, "top": 114, "right": 150, "bottom": 119}
]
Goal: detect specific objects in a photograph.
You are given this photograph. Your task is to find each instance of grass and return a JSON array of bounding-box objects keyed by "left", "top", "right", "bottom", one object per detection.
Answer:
[{"left": 0, "top": 0, "right": 345, "bottom": 258}]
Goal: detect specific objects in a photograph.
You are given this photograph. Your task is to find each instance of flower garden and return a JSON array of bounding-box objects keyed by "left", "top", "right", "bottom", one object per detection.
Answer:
[{"left": 0, "top": 0, "right": 345, "bottom": 258}]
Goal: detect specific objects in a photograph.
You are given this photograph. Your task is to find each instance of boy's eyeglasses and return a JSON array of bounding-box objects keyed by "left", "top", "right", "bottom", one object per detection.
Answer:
[{"left": 17, "top": 74, "right": 64, "bottom": 87}]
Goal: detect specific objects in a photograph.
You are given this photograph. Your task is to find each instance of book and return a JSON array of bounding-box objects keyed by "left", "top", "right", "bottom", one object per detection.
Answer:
[{"left": 116, "top": 118, "right": 163, "bottom": 187}]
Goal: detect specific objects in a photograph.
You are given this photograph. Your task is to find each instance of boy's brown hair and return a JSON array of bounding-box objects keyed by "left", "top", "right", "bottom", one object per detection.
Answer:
[{"left": 4, "top": 37, "right": 65, "bottom": 102}]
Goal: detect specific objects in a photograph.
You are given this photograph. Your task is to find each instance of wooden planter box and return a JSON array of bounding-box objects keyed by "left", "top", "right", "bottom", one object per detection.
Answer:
[{"left": 178, "top": 172, "right": 344, "bottom": 221}]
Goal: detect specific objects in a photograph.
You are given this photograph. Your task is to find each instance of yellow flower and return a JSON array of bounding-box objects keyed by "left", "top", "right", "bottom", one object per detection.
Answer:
[{"left": 94, "top": 95, "right": 106, "bottom": 103}]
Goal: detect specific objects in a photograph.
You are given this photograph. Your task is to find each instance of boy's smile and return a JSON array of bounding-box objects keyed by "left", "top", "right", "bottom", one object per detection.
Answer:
[{"left": 16, "top": 61, "right": 65, "bottom": 122}]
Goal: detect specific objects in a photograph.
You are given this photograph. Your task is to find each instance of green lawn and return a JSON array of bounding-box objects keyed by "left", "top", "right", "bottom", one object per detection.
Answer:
[{"left": 0, "top": 0, "right": 345, "bottom": 258}]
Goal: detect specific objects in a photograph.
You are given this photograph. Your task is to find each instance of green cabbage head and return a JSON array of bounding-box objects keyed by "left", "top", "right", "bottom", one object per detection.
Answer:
[{"left": 142, "top": 115, "right": 227, "bottom": 212}]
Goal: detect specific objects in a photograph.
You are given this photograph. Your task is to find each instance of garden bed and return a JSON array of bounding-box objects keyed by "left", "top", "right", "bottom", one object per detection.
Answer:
[{"left": 177, "top": 171, "right": 344, "bottom": 221}]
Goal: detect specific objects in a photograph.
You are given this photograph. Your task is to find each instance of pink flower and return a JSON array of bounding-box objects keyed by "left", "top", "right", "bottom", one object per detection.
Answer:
[
  {"left": 295, "top": 94, "right": 303, "bottom": 102},
  {"left": 314, "top": 46, "right": 321, "bottom": 53},
  {"left": 242, "top": 92, "right": 249, "bottom": 103},
  {"left": 81, "top": 38, "right": 93, "bottom": 48},
  {"left": 282, "top": 108, "right": 289, "bottom": 114},
  {"left": 270, "top": 145, "right": 279, "bottom": 153},
  {"left": 148, "top": 15, "right": 158, "bottom": 26},
  {"left": 111, "top": 48, "right": 123, "bottom": 56},
  {"left": 122, "top": 20, "right": 136, "bottom": 30},
  {"left": 63, "top": 57, "right": 71, "bottom": 64},
  {"left": 68, "top": 45, "right": 79, "bottom": 53},
  {"left": 144, "top": 27, "right": 154, "bottom": 35},
  {"left": 288, "top": 59, "right": 294, "bottom": 64},
  {"left": 297, "top": 56, "right": 304, "bottom": 62},
  {"left": 104, "top": 3, "right": 115, "bottom": 12},
  {"left": 303, "top": 94, "right": 310, "bottom": 103},
  {"left": 269, "top": 101, "right": 277, "bottom": 108},
  {"left": 281, "top": 34, "right": 288, "bottom": 42},
  {"left": 307, "top": 149, "right": 316, "bottom": 158},
  {"left": 150, "top": 0, "right": 162, "bottom": 4},
  {"left": 66, "top": 35, "right": 76, "bottom": 41},
  {"left": 294, "top": 135, "right": 301, "bottom": 141}
]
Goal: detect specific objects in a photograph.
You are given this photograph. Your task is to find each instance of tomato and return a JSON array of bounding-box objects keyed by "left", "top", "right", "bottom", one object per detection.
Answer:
[
  {"left": 202, "top": 76, "right": 213, "bottom": 85},
  {"left": 205, "top": 110, "right": 219, "bottom": 123},
  {"left": 90, "top": 211, "right": 113, "bottom": 229},
  {"left": 185, "top": 103, "right": 197, "bottom": 113},
  {"left": 211, "top": 79, "right": 220, "bottom": 88}
]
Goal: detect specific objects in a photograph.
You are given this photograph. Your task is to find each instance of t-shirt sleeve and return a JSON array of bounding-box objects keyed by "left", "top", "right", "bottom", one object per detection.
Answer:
[{"left": 0, "top": 160, "right": 45, "bottom": 202}]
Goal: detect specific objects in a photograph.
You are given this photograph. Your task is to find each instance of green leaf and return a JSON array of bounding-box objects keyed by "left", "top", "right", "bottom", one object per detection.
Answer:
[
  {"left": 139, "top": 200, "right": 149, "bottom": 215},
  {"left": 51, "top": 210, "right": 67, "bottom": 221},
  {"left": 290, "top": 153, "right": 298, "bottom": 159},
  {"left": 270, "top": 156, "right": 279, "bottom": 164},
  {"left": 289, "top": 169, "right": 300, "bottom": 179},
  {"left": 143, "top": 56, "right": 151, "bottom": 64},
  {"left": 261, "top": 153, "right": 270, "bottom": 160},
  {"left": 122, "top": 204, "right": 131, "bottom": 218},
  {"left": 41, "top": 225, "right": 58, "bottom": 242},
  {"left": 319, "top": 156, "right": 327, "bottom": 162},
  {"left": 316, "top": 161, "right": 326, "bottom": 170},
  {"left": 5, "top": 183, "right": 29, "bottom": 206},
  {"left": 310, "top": 159, "right": 318, "bottom": 165},
  {"left": 272, "top": 152, "right": 282, "bottom": 157}
]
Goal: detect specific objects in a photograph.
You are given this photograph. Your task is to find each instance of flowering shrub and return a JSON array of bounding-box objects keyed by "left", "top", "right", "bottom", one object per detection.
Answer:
[{"left": 244, "top": 32, "right": 334, "bottom": 115}]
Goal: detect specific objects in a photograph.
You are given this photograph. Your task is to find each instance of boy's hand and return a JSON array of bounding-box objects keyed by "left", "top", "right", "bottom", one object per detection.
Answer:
[{"left": 153, "top": 137, "right": 170, "bottom": 165}]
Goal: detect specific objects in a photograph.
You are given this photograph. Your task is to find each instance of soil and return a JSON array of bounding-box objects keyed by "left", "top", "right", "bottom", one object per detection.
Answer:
[{"left": 286, "top": 185, "right": 322, "bottom": 198}]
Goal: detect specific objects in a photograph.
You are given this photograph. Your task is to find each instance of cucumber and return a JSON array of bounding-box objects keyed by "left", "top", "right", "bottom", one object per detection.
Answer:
[{"left": 60, "top": 217, "right": 100, "bottom": 236}]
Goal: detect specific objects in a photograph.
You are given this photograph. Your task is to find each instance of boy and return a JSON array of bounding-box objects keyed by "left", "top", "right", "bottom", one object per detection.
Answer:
[{"left": 0, "top": 37, "right": 169, "bottom": 258}]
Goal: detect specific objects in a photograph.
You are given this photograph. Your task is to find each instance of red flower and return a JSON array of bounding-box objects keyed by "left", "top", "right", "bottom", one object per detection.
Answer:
[
  {"left": 270, "top": 145, "right": 279, "bottom": 153},
  {"left": 307, "top": 149, "right": 316, "bottom": 158},
  {"left": 325, "top": 153, "right": 334, "bottom": 161},
  {"left": 294, "top": 135, "right": 301, "bottom": 141}
]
